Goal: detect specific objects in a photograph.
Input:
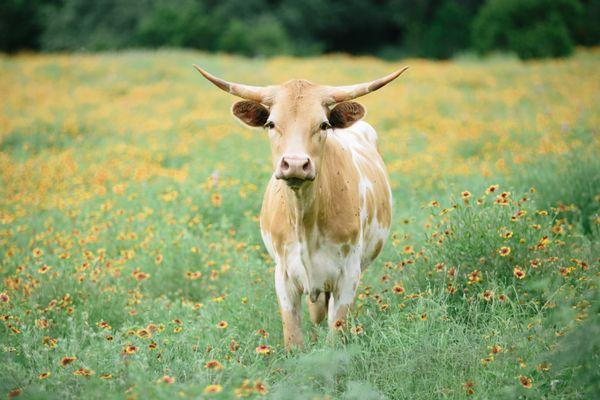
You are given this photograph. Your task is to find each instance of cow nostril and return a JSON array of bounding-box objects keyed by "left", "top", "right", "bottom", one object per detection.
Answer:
[
  {"left": 302, "top": 159, "right": 311, "bottom": 172},
  {"left": 281, "top": 159, "right": 290, "bottom": 171}
]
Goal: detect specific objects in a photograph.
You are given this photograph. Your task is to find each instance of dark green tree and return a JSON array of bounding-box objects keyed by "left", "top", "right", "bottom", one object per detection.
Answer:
[{"left": 472, "top": 0, "right": 583, "bottom": 59}]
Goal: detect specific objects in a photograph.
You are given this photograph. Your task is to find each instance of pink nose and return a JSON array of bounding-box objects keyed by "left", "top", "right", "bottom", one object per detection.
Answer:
[{"left": 276, "top": 155, "right": 314, "bottom": 182}]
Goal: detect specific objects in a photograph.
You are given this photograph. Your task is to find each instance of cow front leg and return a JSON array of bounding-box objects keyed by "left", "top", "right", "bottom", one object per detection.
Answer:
[
  {"left": 275, "top": 265, "right": 303, "bottom": 351},
  {"left": 328, "top": 264, "right": 360, "bottom": 332}
]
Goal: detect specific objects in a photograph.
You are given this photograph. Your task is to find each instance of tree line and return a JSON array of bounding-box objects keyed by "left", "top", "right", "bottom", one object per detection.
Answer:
[{"left": 1, "top": 0, "right": 598, "bottom": 59}]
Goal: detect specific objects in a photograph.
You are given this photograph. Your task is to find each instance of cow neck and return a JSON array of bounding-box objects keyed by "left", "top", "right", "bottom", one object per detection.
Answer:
[{"left": 282, "top": 179, "right": 319, "bottom": 239}]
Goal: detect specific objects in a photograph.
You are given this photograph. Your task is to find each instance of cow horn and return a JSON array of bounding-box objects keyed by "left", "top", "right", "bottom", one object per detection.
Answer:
[
  {"left": 323, "top": 66, "right": 409, "bottom": 104},
  {"left": 193, "top": 65, "right": 272, "bottom": 104}
]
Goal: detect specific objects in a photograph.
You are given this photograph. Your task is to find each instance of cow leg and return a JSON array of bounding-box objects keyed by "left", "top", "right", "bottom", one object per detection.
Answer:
[
  {"left": 275, "top": 265, "right": 303, "bottom": 351},
  {"left": 307, "top": 292, "right": 328, "bottom": 341},
  {"left": 308, "top": 292, "right": 328, "bottom": 324},
  {"left": 328, "top": 263, "right": 360, "bottom": 332}
]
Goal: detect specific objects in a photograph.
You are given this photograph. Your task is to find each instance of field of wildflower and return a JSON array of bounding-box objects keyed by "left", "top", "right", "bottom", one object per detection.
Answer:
[{"left": 1, "top": 48, "right": 599, "bottom": 399}]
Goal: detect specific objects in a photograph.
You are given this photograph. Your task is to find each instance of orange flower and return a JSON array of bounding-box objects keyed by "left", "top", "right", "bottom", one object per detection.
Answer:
[
  {"left": 133, "top": 271, "right": 150, "bottom": 282},
  {"left": 256, "top": 328, "right": 269, "bottom": 338},
  {"left": 447, "top": 267, "right": 456, "bottom": 278},
  {"left": 203, "top": 384, "right": 223, "bottom": 393},
  {"left": 513, "top": 266, "right": 526, "bottom": 279},
  {"left": 32, "top": 248, "right": 43, "bottom": 257},
  {"left": 43, "top": 336, "right": 58, "bottom": 348},
  {"left": 0, "top": 292, "right": 9, "bottom": 303},
  {"left": 185, "top": 271, "right": 202, "bottom": 280},
  {"left": 485, "top": 184, "right": 499, "bottom": 194},
  {"left": 333, "top": 319, "right": 345, "bottom": 330},
  {"left": 38, "top": 372, "right": 51, "bottom": 379},
  {"left": 235, "top": 380, "right": 254, "bottom": 397},
  {"left": 499, "top": 246, "right": 511, "bottom": 256},
  {"left": 159, "top": 375, "right": 175, "bottom": 384},
  {"left": 536, "top": 362, "right": 551, "bottom": 372},
  {"left": 100, "top": 373, "right": 113, "bottom": 380},
  {"left": 204, "top": 360, "right": 223, "bottom": 371},
  {"left": 403, "top": 245, "right": 414, "bottom": 254},
  {"left": 97, "top": 321, "right": 112, "bottom": 330},
  {"left": 229, "top": 340, "right": 240, "bottom": 352},
  {"left": 490, "top": 345, "right": 502, "bottom": 355},
  {"left": 481, "top": 356, "right": 494, "bottom": 365},
  {"left": 73, "top": 368, "right": 94, "bottom": 376},
  {"left": 155, "top": 254, "right": 163, "bottom": 265},
  {"left": 482, "top": 290, "right": 493, "bottom": 301},
  {"left": 136, "top": 329, "right": 151, "bottom": 339},
  {"left": 392, "top": 284, "right": 405, "bottom": 294},
  {"left": 35, "top": 319, "right": 49, "bottom": 329},
  {"left": 519, "top": 375, "right": 532, "bottom": 389},
  {"left": 461, "top": 191, "right": 472, "bottom": 202},
  {"left": 211, "top": 193, "right": 222, "bottom": 207},
  {"left": 255, "top": 344, "right": 271, "bottom": 355},
  {"left": 254, "top": 380, "right": 268, "bottom": 395},
  {"left": 38, "top": 265, "right": 52, "bottom": 274},
  {"left": 216, "top": 321, "right": 228, "bottom": 329},
  {"left": 60, "top": 356, "right": 77, "bottom": 366},
  {"left": 463, "top": 381, "right": 475, "bottom": 396},
  {"left": 446, "top": 283, "right": 457, "bottom": 294},
  {"left": 351, "top": 325, "right": 364, "bottom": 335},
  {"left": 467, "top": 270, "right": 481, "bottom": 284},
  {"left": 122, "top": 345, "right": 138, "bottom": 355}
]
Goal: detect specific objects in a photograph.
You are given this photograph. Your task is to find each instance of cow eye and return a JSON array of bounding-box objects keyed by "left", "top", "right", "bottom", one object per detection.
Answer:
[
  {"left": 264, "top": 121, "right": 275, "bottom": 129},
  {"left": 320, "top": 121, "right": 331, "bottom": 131}
]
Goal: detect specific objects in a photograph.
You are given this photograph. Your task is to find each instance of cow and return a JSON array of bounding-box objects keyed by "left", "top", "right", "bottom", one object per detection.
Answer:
[{"left": 194, "top": 65, "right": 407, "bottom": 350}]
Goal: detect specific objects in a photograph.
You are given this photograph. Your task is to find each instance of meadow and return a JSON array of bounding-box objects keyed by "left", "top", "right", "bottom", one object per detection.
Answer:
[{"left": 0, "top": 49, "right": 599, "bottom": 399}]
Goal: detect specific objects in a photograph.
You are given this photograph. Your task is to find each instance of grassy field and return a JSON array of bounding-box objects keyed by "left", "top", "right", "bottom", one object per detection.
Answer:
[{"left": 1, "top": 49, "right": 599, "bottom": 399}]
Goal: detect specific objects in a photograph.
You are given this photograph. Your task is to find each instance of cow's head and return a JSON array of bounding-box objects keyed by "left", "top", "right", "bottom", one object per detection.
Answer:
[{"left": 194, "top": 65, "right": 407, "bottom": 189}]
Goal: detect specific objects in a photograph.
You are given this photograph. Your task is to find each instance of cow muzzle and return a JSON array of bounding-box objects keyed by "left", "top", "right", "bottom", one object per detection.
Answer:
[{"left": 275, "top": 155, "right": 315, "bottom": 188}]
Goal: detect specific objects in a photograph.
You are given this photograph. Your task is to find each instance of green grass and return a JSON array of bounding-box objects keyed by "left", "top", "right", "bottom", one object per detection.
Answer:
[{"left": 0, "top": 49, "right": 599, "bottom": 399}]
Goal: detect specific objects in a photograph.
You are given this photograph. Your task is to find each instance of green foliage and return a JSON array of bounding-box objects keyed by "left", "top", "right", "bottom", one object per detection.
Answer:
[
  {"left": 545, "top": 285, "right": 600, "bottom": 398},
  {"left": 518, "top": 152, "right": 600, "bottom": 236},
  {"left": 389, "top": 0, "right": 482, "bottom": 59},
  {"left": 472, "top": 0, "right": 582, "bottom": 59},
  {"left": 572, "top": 0, "right": 600, "bottom": 45},
  {"left": 0, "top": 0, "right": 45, "bottom": 52},
  {"left": 217, "top": 15, "right": 294, "bottom": 57},
  {"left": 41, "top": 0, "right": 151, "bottom": 51},
  {"left": 1, "top": 0, "right": 598, "bottom": 59},
  {"left": 136, "top": 1, "right": 217, "bottom": 50}
]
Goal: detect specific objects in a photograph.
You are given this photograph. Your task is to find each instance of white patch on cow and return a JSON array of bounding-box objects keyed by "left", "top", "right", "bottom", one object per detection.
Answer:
[{"left": 283, "top": 229, "right": 347, "bottom": 299}]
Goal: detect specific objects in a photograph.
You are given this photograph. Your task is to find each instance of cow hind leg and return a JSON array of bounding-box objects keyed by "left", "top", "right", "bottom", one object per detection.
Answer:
[
  {"left": 307, "top": 292, "right": 328, "bottom": 324},
  {"left": 307, "top": 292, "right": 329, "bottom": 341}
]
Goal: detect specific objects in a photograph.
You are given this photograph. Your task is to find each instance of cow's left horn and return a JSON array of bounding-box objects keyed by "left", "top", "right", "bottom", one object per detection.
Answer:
[
  {"left": 193, "top": 65, "right": 272, "bottom": 103},
  {"left": 323, "top": 66, "right": 409, "bottom": 104}
]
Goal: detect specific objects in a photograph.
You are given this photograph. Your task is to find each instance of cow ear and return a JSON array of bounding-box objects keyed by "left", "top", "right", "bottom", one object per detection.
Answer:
[
  {"left": 232, "top": 101, "right": 269, "bottom": 127},
  {"left": 329, "top": 102, "right": 365, "bottom": 129}
]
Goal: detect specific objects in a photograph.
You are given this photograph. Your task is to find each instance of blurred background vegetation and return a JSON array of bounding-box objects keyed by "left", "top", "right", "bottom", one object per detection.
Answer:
[{"left": 1, "top": 0, "right": 599, "bottom": 59}]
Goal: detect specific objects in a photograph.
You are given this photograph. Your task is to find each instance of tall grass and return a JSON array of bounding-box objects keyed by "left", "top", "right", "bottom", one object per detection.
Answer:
[{"left": 0, "top": 49, "right": 598, "bottom": 399}]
